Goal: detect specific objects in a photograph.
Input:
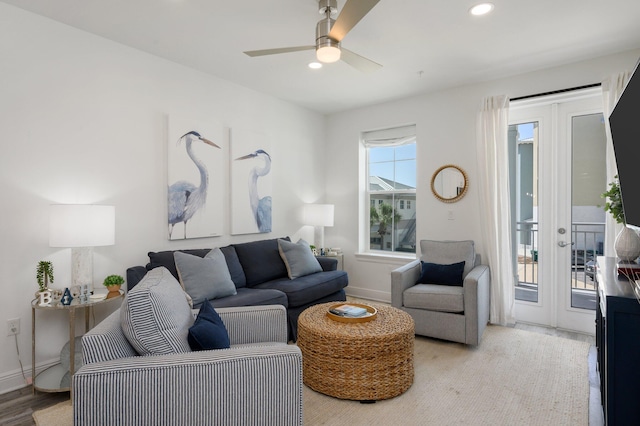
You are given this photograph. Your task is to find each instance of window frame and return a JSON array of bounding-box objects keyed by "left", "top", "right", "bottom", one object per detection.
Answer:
[{"left": 363, "top": 126, "right": 417, "bottom": 256}]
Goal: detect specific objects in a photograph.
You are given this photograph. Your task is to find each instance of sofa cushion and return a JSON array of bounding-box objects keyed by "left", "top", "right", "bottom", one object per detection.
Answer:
[
  {"left": 403, "top": 284, "right": 464, "bottom": 313},
  {"left": 420, "top": 240, "right": 476, "bottom": 277},
  {"left": 174, "top": 249, "right": 237, "bottom": 306},
  {"left": 148, "top": 249, "right": 209, "bottom": 278},
  {"left": 417, "top": 261, "right": 465, "bottom": 286},
  {"left": 254, "top": 270, "right": 348, "bottom": 308},
  {"left": 120, "top": 267, "right": 193, "bottom": 355},
  {"left": 147, "top": 246, "right": 247, "bottom": 288},
  {"left": 208, "top": 287, "right": 288, "bottom": 309},
  {"left": 278, "top": 239, "right": 322, "bottom": 279},
  {"left": 233, "top": 237, "right": 290, "bottom": 287},
  {"left": 188, "top": 301, "right": 230, "bottom": 351},
  {"left": 219, "top": 245, "right": 247, "bottom": 288}
]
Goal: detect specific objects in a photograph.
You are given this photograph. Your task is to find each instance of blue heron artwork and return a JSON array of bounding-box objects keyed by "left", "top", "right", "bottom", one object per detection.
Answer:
[
  {"left": 231, "top": 130, "right": 272, "bottom": 235},
  {"left": 167, "top": 118, "right": 224, "bottom": 240}
]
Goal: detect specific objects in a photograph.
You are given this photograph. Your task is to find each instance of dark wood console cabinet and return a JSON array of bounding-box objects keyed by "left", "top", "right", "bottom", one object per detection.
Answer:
[{"left": 596, "top": 257, "right": 640, "bottom": 425}]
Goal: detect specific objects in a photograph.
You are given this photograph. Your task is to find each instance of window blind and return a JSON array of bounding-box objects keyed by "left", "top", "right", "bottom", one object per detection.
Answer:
[{"left": 362, "top": 124, "right": 416, "bottom": 147}]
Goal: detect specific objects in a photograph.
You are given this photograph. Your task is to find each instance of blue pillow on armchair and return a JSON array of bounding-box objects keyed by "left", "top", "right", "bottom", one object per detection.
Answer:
[
  {"left": 417, "top": 261, "right": 466, "bottom": 286},
  {"left": 188, "top": 301, "right": 230, "bottom": 351}
]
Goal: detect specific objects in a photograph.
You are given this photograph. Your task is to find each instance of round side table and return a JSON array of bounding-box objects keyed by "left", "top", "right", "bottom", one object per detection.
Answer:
[{"left": 297, "top": 301, "right": 414, "bottom": 401}]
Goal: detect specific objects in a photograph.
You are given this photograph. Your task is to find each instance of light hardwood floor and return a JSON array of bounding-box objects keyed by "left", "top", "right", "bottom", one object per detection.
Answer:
[{"left": 0, "top": 386, "right": 68, "bottom": 426}]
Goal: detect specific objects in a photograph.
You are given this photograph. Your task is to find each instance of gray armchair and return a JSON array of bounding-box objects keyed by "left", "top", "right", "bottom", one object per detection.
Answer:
[
  {"left": 73, "top": 305, "right": 302, "bottom": 425},
  {"left": 391, "top": 240, "right": 490, "bottom": 345}
]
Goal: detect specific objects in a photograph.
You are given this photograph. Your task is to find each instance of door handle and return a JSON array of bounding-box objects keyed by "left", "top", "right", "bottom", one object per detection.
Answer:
[{"left": 557, "top": 241, "right": 575, "bottom": 248}]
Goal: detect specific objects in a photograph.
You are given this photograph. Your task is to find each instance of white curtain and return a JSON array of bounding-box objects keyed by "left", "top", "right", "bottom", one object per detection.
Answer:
[
  {"left": 476, "top": 95, "right": 515, "bottom": 326},
  {"left": 602, "top": 72, "right": 631, "bottom": 257}
]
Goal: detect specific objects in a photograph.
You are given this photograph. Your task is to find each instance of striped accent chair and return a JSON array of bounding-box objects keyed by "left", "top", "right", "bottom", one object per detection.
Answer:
[{"left": 73, "top": 304, "right": 302, "bottom": 426}]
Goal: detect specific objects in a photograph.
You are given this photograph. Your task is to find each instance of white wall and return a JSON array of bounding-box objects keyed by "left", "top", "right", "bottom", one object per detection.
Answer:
[
  {"left": 0, "top": 4, "right": 326, "bottom": 394},
  {"left": 325, "top": 49, "right": 640, "bottom": 302}
]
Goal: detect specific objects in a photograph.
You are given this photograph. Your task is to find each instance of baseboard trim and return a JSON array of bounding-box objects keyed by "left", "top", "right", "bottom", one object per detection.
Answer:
[
  {"left": 0, "top": 358, "right": 58, "bottom": 395},
  {"left": 345, "top": 287, "right": 390, "bottom": 303}
]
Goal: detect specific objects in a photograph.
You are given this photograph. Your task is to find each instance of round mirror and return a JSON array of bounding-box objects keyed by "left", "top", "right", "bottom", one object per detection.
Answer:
[{"left": 431, "top": 165, "right": 468, "bottom": 203}]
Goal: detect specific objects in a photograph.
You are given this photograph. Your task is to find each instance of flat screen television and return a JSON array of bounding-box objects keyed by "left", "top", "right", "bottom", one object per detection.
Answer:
[{"left": 609, "top": 58, "right": 640, "bottom": 228}]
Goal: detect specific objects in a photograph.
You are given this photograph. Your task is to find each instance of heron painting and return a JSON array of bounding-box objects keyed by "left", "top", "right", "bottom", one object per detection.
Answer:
[
  {"left": 231, "top": 130, "right": 272, "bottom": 235},
  {"left": 167, "top": 118, "right": 224, "bottom": 240}
]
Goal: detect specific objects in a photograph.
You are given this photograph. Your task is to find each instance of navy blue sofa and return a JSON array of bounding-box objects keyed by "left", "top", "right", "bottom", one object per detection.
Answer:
[{"left": 126, "top": 237, "right": 348, "bottom": 340}]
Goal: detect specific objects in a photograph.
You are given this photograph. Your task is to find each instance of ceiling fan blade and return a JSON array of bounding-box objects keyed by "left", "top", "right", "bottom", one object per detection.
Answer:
[
  {"left": 244, "top": 46, "right": 315, "bottom": 57},
  {"left": 341, "top": 48, "right": 382, "bottom": 73},
  {"left": 329, "top": 0, "right": 380, "bottom": 42}
]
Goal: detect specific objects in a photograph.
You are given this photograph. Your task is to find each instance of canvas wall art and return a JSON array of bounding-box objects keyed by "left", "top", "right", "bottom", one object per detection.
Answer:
[
  {"left": 167, "top": 116, "right": 224, "bottom": 240},
  {"left": 230, "top": 128, "right": 272, "bottom": 235}
]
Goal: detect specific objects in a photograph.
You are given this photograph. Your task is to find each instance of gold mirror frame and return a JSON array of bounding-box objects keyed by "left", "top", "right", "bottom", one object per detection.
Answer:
[{"left": 430, "top": 164, "right": 469, "bottom": 203}]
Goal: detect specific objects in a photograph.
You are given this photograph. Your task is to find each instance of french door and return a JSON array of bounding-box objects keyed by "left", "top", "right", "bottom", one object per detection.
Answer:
[{"left": 509, "top": 88, "right": 606, "bottom": 334}]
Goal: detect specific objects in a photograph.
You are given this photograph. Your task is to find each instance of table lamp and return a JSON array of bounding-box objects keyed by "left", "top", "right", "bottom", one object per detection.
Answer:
[
  {"left": 49, "top": 204, "right": 115, "bottom": 291},
  {"left": 303, "top": 204, "right": 334, "bottom": 253}
]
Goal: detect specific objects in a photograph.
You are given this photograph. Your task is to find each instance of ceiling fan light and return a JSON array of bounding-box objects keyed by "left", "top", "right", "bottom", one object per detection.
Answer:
[
  {"left": 317, "top": 46, "right": 341, "bottom": 63},
  {"left": 470, "top": 3, "right": 494, "bottom": 16}
]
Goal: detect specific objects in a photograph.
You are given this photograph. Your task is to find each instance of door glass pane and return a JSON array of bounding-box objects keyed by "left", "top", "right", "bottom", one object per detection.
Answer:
[
  {"left": 510, "top": 121, "right": 539, "bottom": 302},
  {"left": 570, "top": 113, "right": 606, "bottom": 310}
]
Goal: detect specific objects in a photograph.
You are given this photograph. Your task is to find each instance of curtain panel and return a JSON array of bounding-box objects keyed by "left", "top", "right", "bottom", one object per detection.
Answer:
[
  {"left": 476, "top": 95, "right": 515, "bottom": 326},
  {"left": 602, "top": 72, "right": 631, "bottom": 257}
]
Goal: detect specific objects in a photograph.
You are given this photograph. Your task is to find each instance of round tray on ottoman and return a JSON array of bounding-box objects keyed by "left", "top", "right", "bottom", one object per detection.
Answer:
[{"left": 297, "top": 301, "right": 414, "bottom": 402}]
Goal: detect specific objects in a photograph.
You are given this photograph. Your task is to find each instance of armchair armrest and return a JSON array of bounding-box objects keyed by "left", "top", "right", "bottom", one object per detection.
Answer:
[
  {"left": 73, "top": 344, "right": 303, "bottom": 425},
  {"left": 390, "top": 259, "right": 421, "bottom": 308},
  {"left": 462, "top": 264, "right": 491, "bottom": 345}
]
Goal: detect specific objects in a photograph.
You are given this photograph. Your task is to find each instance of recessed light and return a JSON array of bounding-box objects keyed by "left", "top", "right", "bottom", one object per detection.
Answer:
[
  {"left": 469, "top": 3, "right": 494, "bottom": 16},
  {"left": 308, "top": 62, "right": 323, "bottom": 69}
]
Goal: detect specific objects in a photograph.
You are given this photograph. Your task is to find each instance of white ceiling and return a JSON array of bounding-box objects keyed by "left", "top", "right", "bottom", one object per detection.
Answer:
[{"left": 5, "top": 0, "right": 640, "bottom": 114}]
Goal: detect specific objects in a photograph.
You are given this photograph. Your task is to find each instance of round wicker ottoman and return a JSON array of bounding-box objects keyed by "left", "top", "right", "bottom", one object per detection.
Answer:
[{"left": 297, "top": 302, "right": 414, "bottom": 401}]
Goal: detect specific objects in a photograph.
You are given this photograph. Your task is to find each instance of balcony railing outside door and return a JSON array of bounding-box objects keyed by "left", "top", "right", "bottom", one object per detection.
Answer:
[{"left": 515, "top": 221, "right": 604, "bottom": 309}]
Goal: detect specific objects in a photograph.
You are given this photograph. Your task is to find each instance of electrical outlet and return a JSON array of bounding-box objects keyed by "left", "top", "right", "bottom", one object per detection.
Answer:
[{"left": 7, "top": 318, "right": 20, "bottom": 336}]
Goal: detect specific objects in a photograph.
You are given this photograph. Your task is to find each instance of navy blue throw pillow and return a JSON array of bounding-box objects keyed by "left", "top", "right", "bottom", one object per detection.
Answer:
[
  {"left": 188, "top": 301, "right": 230, "bottom": 351},
  {"left": 417, "top": 261, "right": 466, "bottom": 286}
]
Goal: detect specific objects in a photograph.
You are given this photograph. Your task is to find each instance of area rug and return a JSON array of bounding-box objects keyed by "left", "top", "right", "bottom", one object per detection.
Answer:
[
  {"left": 33, "top": 325, "right": 589, "bottom": 425},
  {"left": 32, "top": 399, "right": 71, "bottom": 426},
  {"left": 304, "top": 325, "right": 589, "bottom": 425}
]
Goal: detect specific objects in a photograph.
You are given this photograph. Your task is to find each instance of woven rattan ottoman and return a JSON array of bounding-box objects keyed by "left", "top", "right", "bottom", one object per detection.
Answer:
[{"left": 297, "top": 302, "right": 414, "bottom": 401}]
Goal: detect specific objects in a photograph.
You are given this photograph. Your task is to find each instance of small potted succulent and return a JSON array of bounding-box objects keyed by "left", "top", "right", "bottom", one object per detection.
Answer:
[
  {"left": 103, "top": 274, "right": 125, "bottom": 294},
  {"left": 36, "top": 261, "right": 54, "bottom": 293}
]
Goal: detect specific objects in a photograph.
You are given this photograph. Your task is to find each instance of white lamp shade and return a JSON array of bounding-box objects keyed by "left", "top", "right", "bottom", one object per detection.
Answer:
[
  {"left": 49, "top": 204, "right": 115, "bottom": 247},
  {"left": 303, "top": 204, "right": 334, "bottom": 227}
]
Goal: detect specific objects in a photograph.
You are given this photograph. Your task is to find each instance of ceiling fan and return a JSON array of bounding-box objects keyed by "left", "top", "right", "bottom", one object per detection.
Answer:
[{"left": 244, "top": 0, "right": 382, "bottom": 73}]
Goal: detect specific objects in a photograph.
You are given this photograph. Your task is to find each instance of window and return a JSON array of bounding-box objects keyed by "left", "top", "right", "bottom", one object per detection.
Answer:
[{"left": 363, "top": 125, "right": 416, "bottom": 254}]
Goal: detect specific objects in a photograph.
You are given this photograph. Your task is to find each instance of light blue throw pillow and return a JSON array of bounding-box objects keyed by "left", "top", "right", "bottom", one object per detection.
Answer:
[
  {"left": 174, "top": 248, "right": 237, "bottom": 306},
  {"left": 278, "top": 238, "right": 323, "bottom": 279}
]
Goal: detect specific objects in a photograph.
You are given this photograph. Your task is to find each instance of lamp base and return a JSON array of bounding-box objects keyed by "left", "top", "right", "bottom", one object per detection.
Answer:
[
  {"left": 314, "top": 226, "right": 325, "bottom": 253},
  {"left": 71, "top": 247, "right": 93, "bottom": 290}
]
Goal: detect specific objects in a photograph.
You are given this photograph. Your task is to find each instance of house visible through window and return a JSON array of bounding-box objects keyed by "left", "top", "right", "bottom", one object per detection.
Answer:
[{"left": 363, "top": 125, "right": 416, "bottom": 254}]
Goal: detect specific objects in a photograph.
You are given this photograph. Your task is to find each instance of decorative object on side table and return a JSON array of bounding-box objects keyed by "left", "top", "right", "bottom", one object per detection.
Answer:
[
  {"left": 36, "top": 261, "right": 54, "bottom": 306},
  {"left": 61, "top": 288, "right": 73, "bottom": 306},
  {"left": 602, "top": 176, "right": 640, "bottom": 261},
  {"left": 103, "top": 274, "right": 124, "bottom": 297},
  {"left": 303, "top": 203, "right": 334, "bottom": 255}
]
